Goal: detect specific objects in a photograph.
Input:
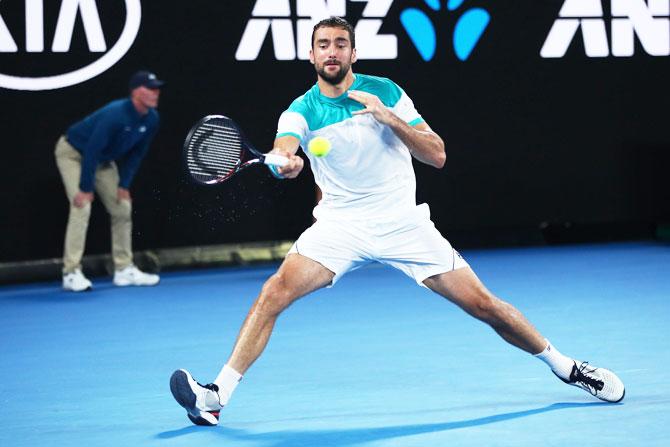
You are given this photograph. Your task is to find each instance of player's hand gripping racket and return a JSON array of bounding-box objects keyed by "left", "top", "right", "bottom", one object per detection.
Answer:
[{"left": 183, "top": 115, "right": 288, "bottom": 185}]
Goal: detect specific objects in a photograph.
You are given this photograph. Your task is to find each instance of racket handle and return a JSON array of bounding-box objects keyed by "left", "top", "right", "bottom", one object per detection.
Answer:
[{"left": 262, "top": 153, "right": 289, "bottom": 167}]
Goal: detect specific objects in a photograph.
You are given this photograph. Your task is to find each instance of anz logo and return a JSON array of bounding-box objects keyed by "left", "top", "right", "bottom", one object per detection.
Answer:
[
  {"left": 401, "top": 0, "right": 489, "bottom": 61},
  {"left": 541, "top": 0, "right": 670, "bottom": 57},
  {"left": 0, "top": 0, "right": 141, "bottom": 91},
  {"left": 236, "top": 0, "right": 491, "bottom": 62}
]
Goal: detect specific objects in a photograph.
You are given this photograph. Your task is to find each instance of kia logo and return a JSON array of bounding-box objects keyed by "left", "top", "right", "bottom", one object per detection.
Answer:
[{"left": 0, "top": 0, "right": 141, "bottom": 91}]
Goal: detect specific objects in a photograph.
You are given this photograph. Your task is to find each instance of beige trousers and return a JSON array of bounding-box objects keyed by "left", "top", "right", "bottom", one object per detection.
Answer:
[{"left": 54, "top": 136, "right": 133, "bottom": 273}]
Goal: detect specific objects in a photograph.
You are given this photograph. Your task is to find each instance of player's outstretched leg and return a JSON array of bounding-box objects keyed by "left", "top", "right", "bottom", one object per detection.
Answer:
[
  {"left": 171, "top": 253, "right": 334, "bottom": 426},
  {"left": 424, "top": 267, "right": 625, "bottom": 402}
]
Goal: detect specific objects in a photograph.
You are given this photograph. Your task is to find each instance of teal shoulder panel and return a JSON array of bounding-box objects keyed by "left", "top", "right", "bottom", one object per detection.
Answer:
[
  {"left": 287, "top": 84, "right": 362, "bottom": 132},
  {"left": 354, "top": 74, "right": 403, "bottom": 108},
  {"left": 286, "top": 91, "right": 310, "bottom": 118},
  {"left": 283, "top": 76, "right": 403, "bottom": 132}
]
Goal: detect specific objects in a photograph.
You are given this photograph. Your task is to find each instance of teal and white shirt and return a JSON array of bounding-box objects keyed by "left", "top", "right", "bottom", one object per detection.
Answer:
[{"left": 277, "top": 74, "right": 425, "bottom": 220}]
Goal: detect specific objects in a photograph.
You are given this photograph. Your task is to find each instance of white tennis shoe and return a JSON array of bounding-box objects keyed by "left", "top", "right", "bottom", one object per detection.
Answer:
[
  {"left": 62, "top": 269, "right": 92, "bottom": 292},
  {"left": 113, "top": 265, "right": 159, "bottom": 286},
  {"left": 556, "top": 361, "right": 625, "bottom": 403},
  {"left": 170, "top": 369, "right": 224, "bottom": 426}
]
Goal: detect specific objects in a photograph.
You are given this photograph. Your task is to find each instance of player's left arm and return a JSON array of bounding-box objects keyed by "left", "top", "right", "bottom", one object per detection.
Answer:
[{"left": 349, "top": 90, "right": 445, "bottom": 169}]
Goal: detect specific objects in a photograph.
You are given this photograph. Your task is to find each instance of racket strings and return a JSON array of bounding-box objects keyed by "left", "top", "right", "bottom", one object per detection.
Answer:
[{"left": 185, "top": 119, "right": 244, "bottom": 182}]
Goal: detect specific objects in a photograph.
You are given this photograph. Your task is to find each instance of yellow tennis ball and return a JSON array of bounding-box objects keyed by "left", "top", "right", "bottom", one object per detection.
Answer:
[{"left": 308, "top": 137, "right": 332, "bottom": 157}]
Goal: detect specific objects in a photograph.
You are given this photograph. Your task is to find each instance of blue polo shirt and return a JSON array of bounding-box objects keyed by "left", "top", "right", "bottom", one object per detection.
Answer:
[{"left": 66, "top": 98, "right": 159, "bottom": 192}]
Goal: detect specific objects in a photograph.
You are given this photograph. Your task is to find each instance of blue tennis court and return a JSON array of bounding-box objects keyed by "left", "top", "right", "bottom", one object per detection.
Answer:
[{"left": 1, "top": 241, "right": 668, "bottom": 447}]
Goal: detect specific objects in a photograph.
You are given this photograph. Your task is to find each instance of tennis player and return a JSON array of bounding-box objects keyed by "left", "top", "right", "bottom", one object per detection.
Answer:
[{"left": 170, "top": 17, "right": 624, "bottom": 425}]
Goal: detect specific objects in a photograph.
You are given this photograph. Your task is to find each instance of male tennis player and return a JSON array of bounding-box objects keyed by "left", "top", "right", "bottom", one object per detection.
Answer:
[
  {"left": 55, "top": 71, "right": 163, "bottom": 291},
  {"left": 170, "top": 18, "right": 624, "bottom": 425}
]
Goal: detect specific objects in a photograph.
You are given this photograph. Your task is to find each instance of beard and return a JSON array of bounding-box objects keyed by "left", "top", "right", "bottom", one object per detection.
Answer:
[{"left": 316, "top": 60, "right": 350, "bottom": 85}]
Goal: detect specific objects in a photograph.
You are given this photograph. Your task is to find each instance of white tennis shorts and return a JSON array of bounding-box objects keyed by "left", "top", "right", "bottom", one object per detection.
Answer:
[{"left": 288, "top": 204, "right": 469, "bottom": 287}]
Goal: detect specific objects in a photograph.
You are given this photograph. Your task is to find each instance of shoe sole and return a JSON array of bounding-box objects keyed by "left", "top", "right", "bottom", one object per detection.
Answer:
[
  {"left": 170, "top": 370, "right": 218, "bottom": 426},
  {"left": 63, "top": 286, "right": 92, "bottom": 292},
  {"left": 187, "top": 411, "right": 219, "bottom": 426},
  {"left": 170, "top": 370, "right": 197, "bottom": 411},
  {"left": 113, "top": 280, "right": 160, "bottom": 287}
]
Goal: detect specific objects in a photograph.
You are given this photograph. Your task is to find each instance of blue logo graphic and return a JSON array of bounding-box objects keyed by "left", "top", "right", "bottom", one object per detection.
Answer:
[{"left": 400, "top": 0, "right": 490, "bottom": 61}]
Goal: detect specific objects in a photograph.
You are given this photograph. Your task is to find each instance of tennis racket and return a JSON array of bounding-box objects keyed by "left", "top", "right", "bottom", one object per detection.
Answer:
[{"left": 183, "top": 115, "right": 288, "bottom": 185}]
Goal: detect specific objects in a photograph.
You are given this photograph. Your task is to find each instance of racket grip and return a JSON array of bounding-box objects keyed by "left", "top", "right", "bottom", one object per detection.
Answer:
[{"left": 263, "top": 153, "right": 289, "bottom": 167}]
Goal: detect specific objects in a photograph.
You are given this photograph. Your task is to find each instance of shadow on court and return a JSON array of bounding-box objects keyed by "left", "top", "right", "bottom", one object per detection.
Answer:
[{"left": 156, "top": 401, "right": 614, "bottom": 446}]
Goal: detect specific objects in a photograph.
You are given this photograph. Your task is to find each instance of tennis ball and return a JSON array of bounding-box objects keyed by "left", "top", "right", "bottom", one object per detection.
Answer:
[{"left": 308, "top": 137, "right": 332, "bottom": 157}]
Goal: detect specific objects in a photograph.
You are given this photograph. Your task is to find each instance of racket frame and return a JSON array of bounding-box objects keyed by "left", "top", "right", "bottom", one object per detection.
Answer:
[{"left": 183, "top": 114, "right": 286, "bottom": 185}]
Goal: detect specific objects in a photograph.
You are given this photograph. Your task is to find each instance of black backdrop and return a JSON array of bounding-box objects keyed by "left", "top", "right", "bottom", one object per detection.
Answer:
[{"left": 1, "top": 0, "right": 668, "bottom": 263}]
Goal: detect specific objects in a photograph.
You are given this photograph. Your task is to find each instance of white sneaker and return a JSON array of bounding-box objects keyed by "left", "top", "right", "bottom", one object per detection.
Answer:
[
  {"left": 170, "top": 369, "right": 224, "bottom": 426},
  {"left": 555, "top": 360, "right": 625, "bottom": 403},
  {"left": 113, "top": 264, "right": 160, "bottom": 286},
  {"left": 62, "top": 269, "right": 92, "bottom": 292}
]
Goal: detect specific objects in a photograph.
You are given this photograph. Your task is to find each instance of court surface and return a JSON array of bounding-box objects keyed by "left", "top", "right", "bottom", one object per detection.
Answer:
[{"left": 1, "top": 241, "right": 668, "bottom": 447}]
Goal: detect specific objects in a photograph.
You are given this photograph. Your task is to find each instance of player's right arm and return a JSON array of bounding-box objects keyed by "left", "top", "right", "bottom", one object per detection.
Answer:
[
  {"left": 271, "top": 105, "right": 308, "bottom": 179},
  {"left": 269, "top": 135, "right": 304, "bottom": 179}
]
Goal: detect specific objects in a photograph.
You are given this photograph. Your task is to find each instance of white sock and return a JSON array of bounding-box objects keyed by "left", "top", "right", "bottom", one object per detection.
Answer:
[
  {"left": 213, "top": 365, "right": 243, "bottom": 405},
  {"left": 534, "top": 340, "right": 575, "bottom": 380}
]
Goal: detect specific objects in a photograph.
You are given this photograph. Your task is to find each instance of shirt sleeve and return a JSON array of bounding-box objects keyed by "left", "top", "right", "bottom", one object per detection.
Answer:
[
  {"left": 276, "top": 111, "right": 308, "bottom": 143},
  {"left": 393, "top": 90, "right": 424, "bottom": 127},
  {"left": 117, "top": 120, "right": 159, "bottom": 189},
  {"left": 78, "top": 115, "right": 118, "bottom": 192}
]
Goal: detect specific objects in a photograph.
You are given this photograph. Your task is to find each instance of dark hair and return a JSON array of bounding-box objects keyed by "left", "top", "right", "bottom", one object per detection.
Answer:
[{"left": 311, "top": 17, "right": 355, "bottom": 49}]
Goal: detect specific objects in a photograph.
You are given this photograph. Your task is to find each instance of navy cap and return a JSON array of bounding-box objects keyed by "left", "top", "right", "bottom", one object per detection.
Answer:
[{"left": 129, "top": 70, "right": 165, "bottom": 90}]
